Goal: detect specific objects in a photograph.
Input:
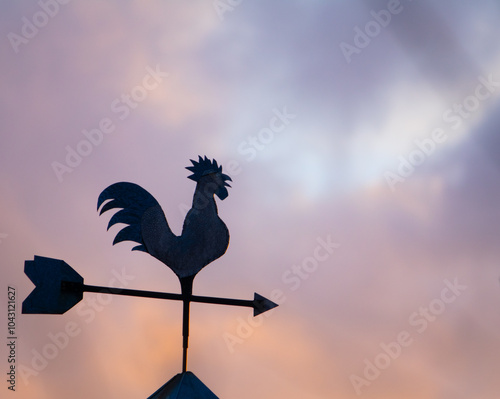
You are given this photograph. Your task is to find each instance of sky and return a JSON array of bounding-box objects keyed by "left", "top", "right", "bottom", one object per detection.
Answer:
[{"left": 2, "top": 0, "right": 500, "bottom": 398}]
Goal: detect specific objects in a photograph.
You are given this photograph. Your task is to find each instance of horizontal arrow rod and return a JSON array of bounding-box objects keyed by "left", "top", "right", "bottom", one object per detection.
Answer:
[{"left": 61, "top": 281, "right": 275, "bottom": 315}]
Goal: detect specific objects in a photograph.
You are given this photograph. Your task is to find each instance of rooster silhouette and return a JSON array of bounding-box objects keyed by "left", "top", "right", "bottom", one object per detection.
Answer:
[{"left": 97, "top": 156, "right": 232, "bottom": 284}]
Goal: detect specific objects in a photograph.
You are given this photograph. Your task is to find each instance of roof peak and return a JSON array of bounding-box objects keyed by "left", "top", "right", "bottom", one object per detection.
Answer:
[{"left": 147, "top": 371, "right": 219, "bottom": 399}]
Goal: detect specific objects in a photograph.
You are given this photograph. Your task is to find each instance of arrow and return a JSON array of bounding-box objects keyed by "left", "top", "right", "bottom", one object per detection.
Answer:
[
  {"left": 61, "top": 282, "right": 278, "bottom": 316},
  {"left": 22, "top": 256, "right": 278, "bottom": 316},
  {"left": 22, "top": 255, "right": 279, "bottom": 374}
]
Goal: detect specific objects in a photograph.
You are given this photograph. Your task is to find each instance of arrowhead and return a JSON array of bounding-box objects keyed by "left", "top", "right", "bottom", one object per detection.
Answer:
[
  {"left": 22, "top": 256, "right": 84, "bottom": 314},
  {"left": 253, "top": 293, "right": 278, "bottom": 316}
]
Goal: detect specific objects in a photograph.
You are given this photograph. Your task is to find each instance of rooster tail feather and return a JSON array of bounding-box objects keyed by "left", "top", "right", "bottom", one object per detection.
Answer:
[
  {"left": 99, "top": 199, "right": 120, "bottom": 215},
  {"left": 107, "top": 208, "right": 141, "bottom": 230},
  {"left": 131, "top": 244, "right": 146, "bottom": 252},
  {"left": 97, "top": 182, "right": 163, "bottom": 254},
  {"left": 113, "top": 225, "right": 142, "bottom": 245}
]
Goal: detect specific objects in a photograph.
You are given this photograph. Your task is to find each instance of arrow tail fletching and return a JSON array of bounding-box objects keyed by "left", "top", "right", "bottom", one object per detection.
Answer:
[{"left": 22, "top": 256, "right": 84, "bottom": 314}]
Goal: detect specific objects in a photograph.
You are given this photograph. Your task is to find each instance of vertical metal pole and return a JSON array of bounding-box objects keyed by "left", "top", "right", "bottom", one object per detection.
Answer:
[
  {"left": 180, "top": 276, "right": 194, "bottom": 373},
  {"left": 181, "top": 299, "right": 190, "bottom": 372}
]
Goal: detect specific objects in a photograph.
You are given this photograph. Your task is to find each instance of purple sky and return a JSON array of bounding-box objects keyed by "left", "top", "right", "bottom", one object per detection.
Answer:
[{"left": 2, "top": 1, "right": 500, "bottom": 398}]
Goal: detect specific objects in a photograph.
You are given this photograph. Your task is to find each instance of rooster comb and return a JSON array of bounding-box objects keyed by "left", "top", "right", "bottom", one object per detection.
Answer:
[{"left": 186, "top": 156, "right": 231, "bottom": 184}]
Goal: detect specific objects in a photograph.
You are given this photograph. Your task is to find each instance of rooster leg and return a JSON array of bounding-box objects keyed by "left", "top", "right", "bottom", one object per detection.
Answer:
[{"left": 180, "top": 275, "right": 195, "bottom": 373}]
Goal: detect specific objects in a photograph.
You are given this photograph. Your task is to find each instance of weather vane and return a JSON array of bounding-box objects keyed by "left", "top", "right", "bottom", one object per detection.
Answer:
[{"left": 22, "top": 156, "right": 278, "bottom": 398}]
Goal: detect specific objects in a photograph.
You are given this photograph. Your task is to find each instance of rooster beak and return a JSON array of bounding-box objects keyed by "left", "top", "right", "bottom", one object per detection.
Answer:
[{"left": 221, "top": 173, "right": 232, "bottom": 189}]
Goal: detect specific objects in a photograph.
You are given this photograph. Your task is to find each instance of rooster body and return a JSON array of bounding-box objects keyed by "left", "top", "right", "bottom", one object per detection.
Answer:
[{"left": 97, "top": 156, "right": 232, "bottom": 279}]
